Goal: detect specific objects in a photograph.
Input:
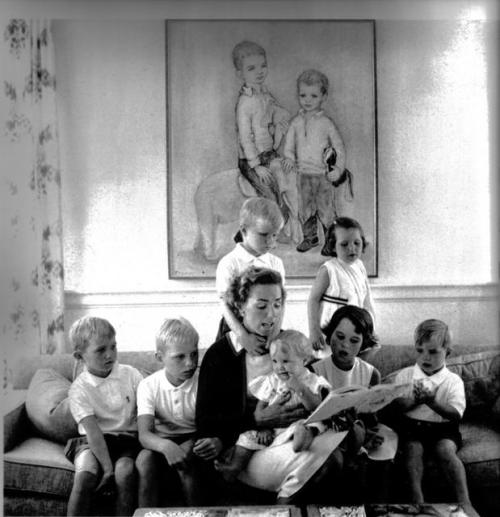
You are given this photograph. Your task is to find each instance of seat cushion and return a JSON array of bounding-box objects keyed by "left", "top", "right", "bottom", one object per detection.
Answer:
[
  {"left": 25, "top": 368, "right": 78, "bottom": 444},
  {"left": 4, "top": 437, "right": 74, "bottom": 498}
]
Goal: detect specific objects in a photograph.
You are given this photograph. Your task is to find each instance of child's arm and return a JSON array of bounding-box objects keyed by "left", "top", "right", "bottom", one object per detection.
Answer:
[
  {"left": 80, "top": 415, "right": 115, "bottom": 493},
  {"left": 307, "top": 265, "right": 330, "bottom": 350},
  {"left": 221, "top": 300, "right": 267, "bottom": 355},
  {"left": 236, "top": 97, "right": 260, "bottom": 168},
  {"left": 286, "top": 376, "right": 322, "bottom": 412},
  {"left": 415, "top": 382, "right": 462, "bottom": 422},
  {"left": 137, "top": 414, "right": 190, "bottom": 470},
  {"left": 327, "top": 120, "right": 346, "bottom": 173}
]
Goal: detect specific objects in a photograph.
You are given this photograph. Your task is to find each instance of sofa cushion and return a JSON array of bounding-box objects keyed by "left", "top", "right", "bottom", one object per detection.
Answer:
[
  {"left": 25, "top": 368, "right": 78, "bottom": 444},
  {"left": 4, "top": 437, "right": 74, "bottom": 497}
]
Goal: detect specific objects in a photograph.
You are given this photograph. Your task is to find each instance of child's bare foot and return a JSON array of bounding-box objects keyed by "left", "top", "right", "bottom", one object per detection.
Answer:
[
  {"left": 214, "top": 459, "right": 240, "bottom": 483},
  {"left": 292, "top": 423, "right": 314, "bottom": 452}
]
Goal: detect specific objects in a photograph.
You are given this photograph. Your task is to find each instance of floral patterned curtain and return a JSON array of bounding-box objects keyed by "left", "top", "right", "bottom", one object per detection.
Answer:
[{"left": 2, "top": 19, "right": 66, "bottom": 375}]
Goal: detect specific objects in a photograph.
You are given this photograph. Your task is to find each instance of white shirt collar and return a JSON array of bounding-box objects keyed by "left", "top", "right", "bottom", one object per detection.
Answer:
[
  {"left": 413, "top": 363, "right": 449, "bottom": 384},
  {"left": 83, "top": 362, "right": 120, "bottom": 386},
  {"left": 241, "top": 84, "right": 268, "bottom": 96},
  {"left": 298, "top": 108, "right": 324, "bottom": 119},
  {"left": 162, "top": 369, "right": 198, "bottom": 391},
  {"left": 234, "top": 242, "right": 269, "bottom": 262}
]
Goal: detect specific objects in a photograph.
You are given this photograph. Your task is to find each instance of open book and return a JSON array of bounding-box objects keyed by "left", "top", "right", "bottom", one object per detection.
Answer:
[{"left": 305, "top": 383, "right": 412, "bottom": 424}]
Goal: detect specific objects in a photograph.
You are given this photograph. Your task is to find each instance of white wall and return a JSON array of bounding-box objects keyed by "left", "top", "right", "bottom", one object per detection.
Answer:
[{"left": 42, "top": 2, "right": 499, "bottom": 351}]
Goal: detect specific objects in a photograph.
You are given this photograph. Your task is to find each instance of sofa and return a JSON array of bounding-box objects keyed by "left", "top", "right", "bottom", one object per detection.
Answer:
[{"left": 4, "top": 344, "right": 500, "bottom": 517}]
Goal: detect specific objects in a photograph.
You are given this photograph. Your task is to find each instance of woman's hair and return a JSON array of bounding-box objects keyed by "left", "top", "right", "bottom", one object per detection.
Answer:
[
  {"left": 323, "top": 305, "right": 378, "bottom": 352},
  {"left": 270, "top": 329, "right": 313, "bottom": 361},
  {"left": 297, "top": 69, "right": 329, "bottom": 95},
  {"left": 226, "top": 266, "right": 285, "bottom": 317},
  {"left": 321, "top": 217, "right": 367, "bottom": 257},
  {"left": 232, "top": 40, "right": 266, "bottom": 71},
  {"left": 414, "top": 319, "right": 451, "bottom": 350},
  {"left": 156, "top": 317, "right": 199, "bottom": 353},
  {"left": 69, "top": 316, "right": 115, "bottom": 355}
]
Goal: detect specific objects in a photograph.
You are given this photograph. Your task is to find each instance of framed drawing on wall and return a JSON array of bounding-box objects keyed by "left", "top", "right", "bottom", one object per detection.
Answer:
[{"left": 167, "top": 19, "right": 378, "bottom": 279}]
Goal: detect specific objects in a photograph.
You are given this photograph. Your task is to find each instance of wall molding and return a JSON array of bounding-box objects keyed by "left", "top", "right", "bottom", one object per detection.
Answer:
[{"left": 65, "top": 283, "right": 499, "bottom": 308}]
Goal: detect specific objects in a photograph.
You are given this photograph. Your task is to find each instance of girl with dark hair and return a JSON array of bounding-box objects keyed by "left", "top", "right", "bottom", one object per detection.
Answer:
[{"left": 307, "top": 217, "right": 376, "bottom": 360}]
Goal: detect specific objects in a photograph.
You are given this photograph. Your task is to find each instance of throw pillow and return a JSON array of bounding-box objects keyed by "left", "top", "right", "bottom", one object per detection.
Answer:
[{"left": 25, "top": 368, "right": 78, "bottom": 444}]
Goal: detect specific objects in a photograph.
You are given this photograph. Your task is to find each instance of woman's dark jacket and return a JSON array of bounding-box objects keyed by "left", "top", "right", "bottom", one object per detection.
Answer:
[{"left": 195, "top": 334, "right": 258, "bottom": 449}]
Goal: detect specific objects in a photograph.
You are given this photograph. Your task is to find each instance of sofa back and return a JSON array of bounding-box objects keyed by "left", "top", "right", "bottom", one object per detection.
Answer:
[
  {"left": 369, "top": 343, "right": 497, "bottom": 378},
  {"left": 12, "top": 351, "right": 173, "bottom": 389}
]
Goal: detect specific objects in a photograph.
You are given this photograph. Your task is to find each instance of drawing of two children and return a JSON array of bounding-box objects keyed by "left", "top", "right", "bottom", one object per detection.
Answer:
[{"left": 232, "top": 40, "right": 352, "bottom": 253}]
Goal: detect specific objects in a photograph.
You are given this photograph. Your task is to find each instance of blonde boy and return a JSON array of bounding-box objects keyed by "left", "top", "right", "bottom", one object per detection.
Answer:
[
  {"left": 392, "top": 319, "right": 470, "bottom": 504},
  {"left": 215, "top": 197, "right": 285, "bottom": 355},
  {"left": 65, "top": 316, "right": 143, "bottom": 516},
  {"left": 283, "top": 69, "right": 348, "bottom": 253},
  {"left": 136, "top": 317, "right": 218, "bottom": 506}
]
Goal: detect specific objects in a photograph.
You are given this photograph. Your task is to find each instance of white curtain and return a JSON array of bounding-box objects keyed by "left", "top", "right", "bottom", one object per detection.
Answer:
[{"left": 1, "top": 19, "right": 66, "bottom": 381}]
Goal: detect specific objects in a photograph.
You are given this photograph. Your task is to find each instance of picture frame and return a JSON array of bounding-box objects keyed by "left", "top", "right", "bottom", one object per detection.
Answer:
[{"left": 167, "top": 19, "right": 378, "bottom": 279}]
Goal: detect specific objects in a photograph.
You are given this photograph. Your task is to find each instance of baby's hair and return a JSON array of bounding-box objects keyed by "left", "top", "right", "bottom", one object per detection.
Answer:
[
  {"left": 239, "top": 197, "right": 284, "bottom": 234},
  {"left": 321, "top": 216, "right": 368, "bottom": 257},
  {"left": 156, "top": 317, "right": 199, "bottom": 353},
  {"left": 232, "top": 40, "right": 266, "bottom": 71},
  {"left": 227, "top": 266, "right": 285, "bottom": 317},
  {"left": 323, "top": 305, "right": 378, "bottom": 352},
  {"left": 414, "top": 319, "right": 452, "bottom": 350},
  {"left": 69, "top": 316, "right": 116, "bottom": 355},
  {"left": 270, "top": 329, "right": 313, "bottom": 361},
  {"left": 297, "top": 69, "right": 329, "bottom": 96}
]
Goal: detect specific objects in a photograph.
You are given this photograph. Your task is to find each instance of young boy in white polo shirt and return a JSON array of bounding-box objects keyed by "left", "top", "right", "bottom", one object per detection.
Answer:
[
  {"left": 135, "top": 317, "right": 219, "bottom": 506},
  {"left": 392, "top": 319, "right": 470, "bottom": 504},
  {"left": 65, "top": 316, "right": 143, "bottom": 517}
]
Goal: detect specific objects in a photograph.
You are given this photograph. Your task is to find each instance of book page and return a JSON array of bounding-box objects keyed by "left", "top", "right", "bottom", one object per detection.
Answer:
[{"left": 305, "top": 383, "right": 412, "bottom": 424}]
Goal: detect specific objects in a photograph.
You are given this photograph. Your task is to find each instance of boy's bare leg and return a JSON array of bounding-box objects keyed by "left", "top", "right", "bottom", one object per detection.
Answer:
[
  {"left": 403, "top": 440, "right": 425, "bottom": 503},
  {"left": 434, "top": 439, "right": 471, "bottom": 504},
  {"left": 136, "top": 449, "right": 161, "bottom": 507},
  {"left": 214, "top": 445, "right": 255, "bottom": 482},
  {"left": 114, "top": 456, "right": 137, "bottom": 516},
  {"left": 67, "top": 471, "right": 98, "bottom": 516}
]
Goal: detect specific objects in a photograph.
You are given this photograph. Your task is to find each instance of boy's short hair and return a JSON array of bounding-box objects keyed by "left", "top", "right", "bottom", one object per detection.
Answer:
[
  {"left": 156, "top": 317, "right": 199, "bottom": 353},
  {"left": 297, "top": 69, "right": 329, "bottom": 96},
  {"left": 414, "top": 319, "right": 452, "bottom": 350},
  {"left": 321, "top": 216, "right": 368, "bottom": 257},
  {"left": 270, "top": 329, "right": 313, "bottom": 360},
  {"left": 239, "top": 197, "right": 284, "bottom": 232},
  {"left": 69, "top": 316, "right": 115, "bottom": 355},
  {"left": 232, "top": 40, "right": 266, "bottom": 71}
]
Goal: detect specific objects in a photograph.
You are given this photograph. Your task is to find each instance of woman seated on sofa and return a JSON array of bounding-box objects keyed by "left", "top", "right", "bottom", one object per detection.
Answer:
[{"left": 194, "top": 266, "right": 348, "bottom": 503}]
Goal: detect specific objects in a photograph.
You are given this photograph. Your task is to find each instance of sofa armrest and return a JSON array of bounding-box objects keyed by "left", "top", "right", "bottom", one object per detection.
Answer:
[{"left": 3, "top": 389, "right": 30, "bottom": 452}]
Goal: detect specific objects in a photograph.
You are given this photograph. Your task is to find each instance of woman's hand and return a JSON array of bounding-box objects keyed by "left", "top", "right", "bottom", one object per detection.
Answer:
[
  {"left": 192, "top": 437, "right": 223, "bottom": 461},
  {"left": 254, "top": 399, "right": 307, "bottom": 429}
]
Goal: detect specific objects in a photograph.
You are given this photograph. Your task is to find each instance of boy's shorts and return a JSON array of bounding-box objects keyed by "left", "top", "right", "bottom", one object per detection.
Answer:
[
  {"left": 399, "top": 417, "right": 462, "bottom": 449},
  {"left": 64, "top": 432, "right": 141, "bottom": 465}
]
